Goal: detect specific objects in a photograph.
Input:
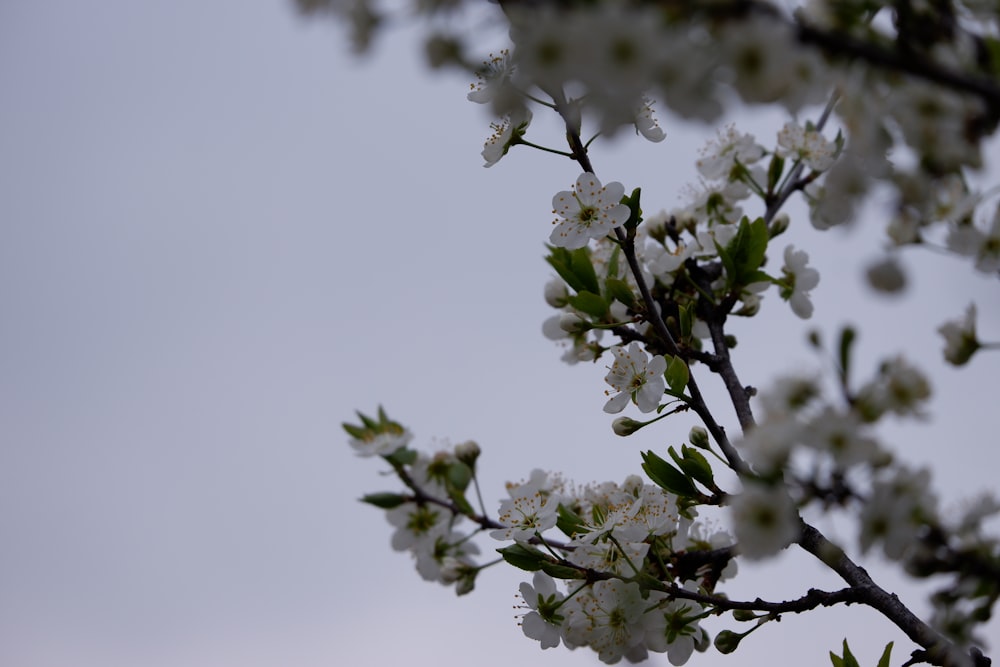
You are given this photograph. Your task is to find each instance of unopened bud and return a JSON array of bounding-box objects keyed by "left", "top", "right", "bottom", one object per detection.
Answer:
[
  {"left": 714, "top": 630, "right": 745, "bottom": 654},
  {"left": 612, "top": 417, "right": 645, "bottom": 436},
  {"left": 559, "top": 312, "right": 590, "bottom": 333},
  {"left": 866, "top": 257, "right": 907, "bottom": 294},
  {"left": 732, "top": 609, "right": 759, "bottom": 622},
  {"left": 455, "top": 440, "right": 481, "bottom": 468},
  {"left": 689, "top": 426, "right": 710, "bottom": 449},
  {"left": 769, "top": 213, "right": 790, "bottom": 238},
  {"left": 544, "top": 279, "right": 570, "bottom": 308}
]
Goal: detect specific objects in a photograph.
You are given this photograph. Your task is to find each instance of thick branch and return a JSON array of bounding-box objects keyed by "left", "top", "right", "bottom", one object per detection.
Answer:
[{"left": 798, "top": 522, "right": 966, "bottom": 666}]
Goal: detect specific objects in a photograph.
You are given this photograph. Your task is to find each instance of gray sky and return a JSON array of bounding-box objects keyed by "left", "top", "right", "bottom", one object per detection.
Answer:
[{"left": 1, "top": 2, "right": 997, "bottom": 666}]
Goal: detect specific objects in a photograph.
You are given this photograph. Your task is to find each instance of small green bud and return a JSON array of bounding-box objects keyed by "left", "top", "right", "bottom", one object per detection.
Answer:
[
  {"left": 612, "top": 417, "right": 645, "bottom": 436},
  {"left": 714, "top": 629, "right": 744, "bottom": 654},
  {"left": 732, "top": 609, "right": 759, "bottom": 622},
  {"left": 769, "top": 213, "right": 790, "bottom": 238},
  {"left": 689, "top": 426, "right": 710, "bottom": 449}
]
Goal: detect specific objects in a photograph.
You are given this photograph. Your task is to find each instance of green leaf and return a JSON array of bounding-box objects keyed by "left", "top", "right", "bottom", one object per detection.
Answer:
[
  {"left": 678, "top": 444, "right": 715, "bottom": 488},
  {"left": 678, "top": 304, "right": 693, "bottom": 339},
  {"left": 767, "top": 153, "right": 785, "bottom": 192},
  {"left": 876, "top": 642, "right": 893, "bottom": 667},
  {"left": 540, "top": 561, "right": 585, "bottom": 579},
  {"left": 605, "top": 278, "right": 636, "bottom": 309},
  {"left": 715, "top": 238, "right": 736, "bottom": 288},
  {"left": 829, "top": 653, "right": 844, "bottom": 667},
  {"left": 447, "top": 486, "right": 475, "bottom": 516},
  {"left": 569, "top": 247, "right": 601, "bottom": 294},
  {"left": 664, "top": 355, "right": 689, "bottom": 393},
  {"left": 342, "top": 422, "right": 367, "bottom": 439},
  {"left": 360, "top": 492, "right": 408, "bottom": 509},
  {"left": 607, "top": 244, "right": 621, "bottom": 280},
  {"left": 641, "top": 450, "right": 697, "bottom": 497},
  {"left": 447, "top": 462, "right": 472, "bottom": 492},
  {"left": 720, "top": 216, "right": 769, "bottom": 288},
  {"left": 841, "top": 639, "right": 861, "bottom": 667},
  {"left": 384, "top": 447, "right": 417, "bottom": 466},
  {"left": 546, "top": 247, "right": 588, "bottom": 294},
  {"left": 567, "top": 290, "right": 608, "bottom": 318},
  {"left": 497, "top": 544, "right": 547, "bottom": 572},
  {"left": 556, "top": 504, "right": 588, "bottom": 539},
  {"left": 357, "top": 410, "right": 378, "bottom": 430},
  {"left": 624, "top": 187, "right": 642, "bottom": 231}
]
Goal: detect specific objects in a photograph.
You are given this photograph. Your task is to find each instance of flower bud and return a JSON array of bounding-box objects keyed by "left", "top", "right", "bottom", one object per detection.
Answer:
[
  {"left": 544, "top": 279, "right": 570, "bottom": 308},
  {"left": 769, "top": 213, "right": 790, "bottom": 238},
  {"left": 455, "top": 440, "right": 481, "bottom": 468},
  {"left": 689, "top": 426, "right": 710, "bottom": 449},
  {"left": 612, "top": 417, "right": 645, "bottom": 436},
  {"left": 732, "top": 609, "right": 759, "bottom": 622},
  {"left": 866, "top": 257, "right": 906, "bottom": 294},
  {"left": 559, "top": 312, "right": 590, "bottom": 333},
  {"left": 714, "top": 629, "right": 745, "bottom": 654}
]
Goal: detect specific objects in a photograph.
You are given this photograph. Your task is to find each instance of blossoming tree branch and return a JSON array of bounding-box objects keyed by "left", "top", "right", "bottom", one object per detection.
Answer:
[{"left": 299, "top": 1, "right": 1000, "bottom": 665}]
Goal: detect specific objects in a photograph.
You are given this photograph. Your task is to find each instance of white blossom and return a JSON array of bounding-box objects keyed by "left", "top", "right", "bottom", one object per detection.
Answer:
[
  {"left": 776, "top": 121, "right": 836, "bottom": 172},
  {"left": 550, "top": 173, "right": 631, "bottom": 250},
  {"left": 780, "top": 245, "right": 820, "bottom": 319},
  {"left": 696, "top": 124, "right": 764, "bottom": 181},
  {"left": 603, "top": 342, "right": 667, "bottom": 413},
  {"left": 730, "top": 481, "right": 800, "bottom": 560}
]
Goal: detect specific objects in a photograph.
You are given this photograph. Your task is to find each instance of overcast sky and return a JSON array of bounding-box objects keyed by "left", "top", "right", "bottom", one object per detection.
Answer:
[{"left": 1, "top": 2, "right": 997, "bottom": 667}]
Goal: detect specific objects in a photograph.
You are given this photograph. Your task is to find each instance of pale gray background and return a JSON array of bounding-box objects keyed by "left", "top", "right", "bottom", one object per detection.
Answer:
[{"left": 1, "top": 2, "right": 997, "bottom": 666}]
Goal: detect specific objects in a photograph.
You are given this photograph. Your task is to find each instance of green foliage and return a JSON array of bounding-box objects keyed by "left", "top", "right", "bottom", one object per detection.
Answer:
[
  {"left": 360, "top": 492, "right": 408, "bottom": 509},
  {"left": 716, "top": 216, "right": 771, "bottom": 289},
  {"left": 829, "top": 639, "right": 891, "bottom": 667},
  {"left": 669, "top": 444, "right": 715, "bottom": 489},
  {"left": 546, "top": 246, "right": 600, "bottom": 295},
  {"left": 664, "top": 355, "right": 690, "bottom": 395},
  {"left": 641, "top": 450, "right": 698, "bottom": 497}
]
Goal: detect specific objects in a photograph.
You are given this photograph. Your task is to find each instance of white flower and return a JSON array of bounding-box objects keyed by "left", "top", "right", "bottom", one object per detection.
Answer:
[
  {"left": 490, "top": 470, "right": 559, "bottom": 543},
  {"left": 565, "top": 580, "right": 647, "bottom": 664},
  {"left": 344, "top": 409, "right": 413, "bottom": 457},
  {"left": 348, "top": 428, "right": 412, "bottom": 457},
  {"left": 634, "top": 98, "right": 665, "bottom": 142},
  {"left": 644, "top": 584, "right": 708, "bottom": 666},
  {"left": 550, "top": 173, "right": 631, "bottom": 249},
  {"left": 859, "top": 467, "right": 937, "bottom": 559},
  {"left": 695, "top": 124, "right": 764, "bottom": 181},
  {"left": 386, "top": 502, "right": 447, "bottom": 553},
  {"left": 779, "top": 245, "right": 820, "bottom": 319},
  {"left": 856, "top": 356, "right": 931, "bottom": 419},
  {"left": 938, "top": 303, "right": 980, "bottom": 366},
  {"left": 518, "top": 572, "right": 566, "bottom": 650},
  {"left": 776, "top": 121, "right": 836, "bottom": 172},
  {"left": 802, "top": 408, "right": 882, "bottom": 468},
  {"left": 481, "top": 108, "right": 531, "bottom": 168},
  {"left": 730, "top": 481, "right": 800, "bottom": 560},
  {"left": 567, "top": 535, "right": 649, "bottom": 576},
  {"left": 467, "top": 49, "right": 513, "bottom": 104},
  {"left": 603, "top": 342, "right": 667, "bottom": 413}
]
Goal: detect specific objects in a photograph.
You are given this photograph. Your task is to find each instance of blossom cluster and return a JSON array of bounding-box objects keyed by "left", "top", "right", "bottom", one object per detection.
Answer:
[
  {"left": 346, "top": 406, "right": 740, "bottom": 664},
  {"left": 319, "top": 0, "right": 1000, "bottom": 662},
  {"left": 541, "top": 123, "right": 830, "bottom": 376}
]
